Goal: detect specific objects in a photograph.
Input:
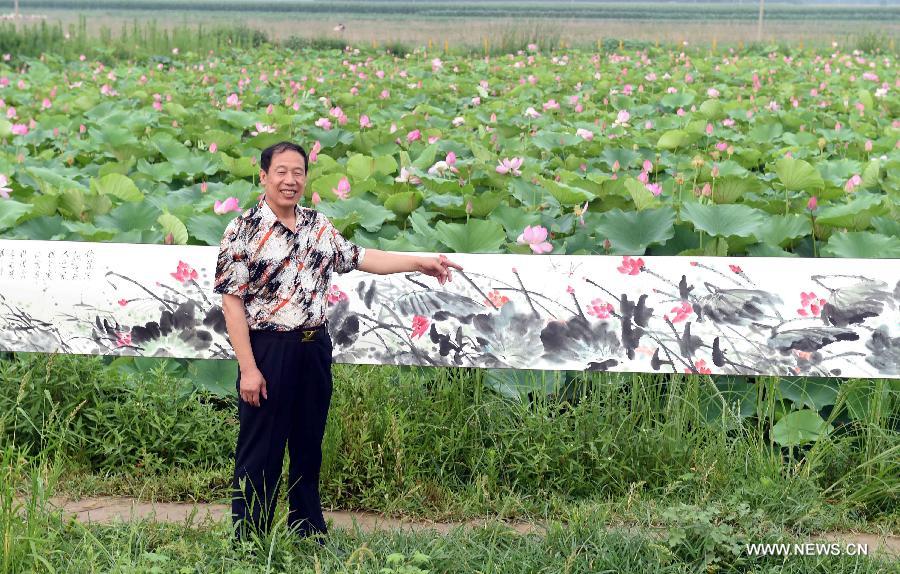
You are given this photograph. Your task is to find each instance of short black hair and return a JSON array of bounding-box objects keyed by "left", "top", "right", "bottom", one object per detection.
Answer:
[{"left": 260, "top": 141, "right": 308, "bottom": 173}]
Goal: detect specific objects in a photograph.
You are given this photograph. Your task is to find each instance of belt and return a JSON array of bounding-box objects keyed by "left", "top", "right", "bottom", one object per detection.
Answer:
[{"left": 249, "top": 321, "right": 328, "bottom": 342}]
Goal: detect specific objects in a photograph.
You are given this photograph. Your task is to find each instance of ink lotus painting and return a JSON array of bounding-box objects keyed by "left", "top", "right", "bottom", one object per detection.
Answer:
[{"left": 0, "top": 239, "right": 897, "bottom": 378}]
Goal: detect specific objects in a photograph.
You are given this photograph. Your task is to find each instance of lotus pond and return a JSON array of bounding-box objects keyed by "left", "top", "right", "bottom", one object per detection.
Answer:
[{"left": 0, "top": 42, "right": 897, "bottom": 259}]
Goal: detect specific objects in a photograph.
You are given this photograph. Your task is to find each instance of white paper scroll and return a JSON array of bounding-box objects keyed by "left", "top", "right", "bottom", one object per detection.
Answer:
[{"left": 0, "top": 239, "right": 897, "bottom": 378}]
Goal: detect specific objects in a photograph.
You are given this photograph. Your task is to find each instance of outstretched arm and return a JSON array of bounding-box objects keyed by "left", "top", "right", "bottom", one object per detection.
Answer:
[{"left": 357, "top": 249, "right": 463, "bottom": 284}]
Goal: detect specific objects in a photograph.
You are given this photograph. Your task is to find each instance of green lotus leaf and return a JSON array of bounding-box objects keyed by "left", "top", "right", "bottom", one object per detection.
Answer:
[
  {"left": 158, "top": 212, "right": 189, "bottom": 245},
  {"left": 316, "top": 196, "right": 395, "bottom": 233},
  {"left": 774, "top": 157, "right": 824, "bottom": 191},
  {"left": 656, "top": 129, "right": 689, "bottom": 151},
  {"left": 623, "top": 177, "right": 660, "bottom": 211},
  {"left": 594, "top": 207, "right": 676, "bottom": 255},
  {"left": 681, "top": 202, "right": 766, "bottom": 238},
  {"left": 821, "top": 231, "right": 900, "bottom": 258},
  {"left": 814, "top": 193, "right": 885, "bottom": 229},
  {"left": 91, "top": 173, "right": 144, "bottom": 202},
  {"left": 753, "top": 214, "right": 812, "bottom": 246},
  {"left": 0, "top": 200, "right": 32, "bottom": 231},
  {"left": 772, "top": 409, "right": 831, "bottom": 447},
  {"left": 383, "top": 191, "right": 423, "bottom": 215},
  {"left": 434, "top": 219, "right": 506, "bottom": 253}
]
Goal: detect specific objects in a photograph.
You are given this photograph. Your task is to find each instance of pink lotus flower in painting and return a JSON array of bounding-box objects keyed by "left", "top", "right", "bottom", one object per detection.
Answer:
[
  {"left": 170, "top": 261, "right": 198, "bottom": 285},
  {"left": 411, "top": 315, "right": 429, "bottom": 338},
  {"left": 587, "top": 299, "right": 614, "bottom": 319},
  {"left": 517, "top": 225, "right": 553, "bottom": 254},
  {"left": 617, "top": 255, "right": 644, "bottom": 275},
  {"left": 117, "top": 299, "right": 128, "bottom": 307},
  {"left": 496, "top": 157, "right": 523, "bottom": 176},
  {"left": 798, "top": 291, "right": 827, "bottom": 317},
  {"left": 214, "top": 197, "right": 241, "bottom": 214},
  {"left": 665, "top": 301, "right": 693, "bottom": 323},
  {"left": 0, "top": 174, "right": 11, "bottom": 199},
  {"left": 332, "top": 177, "right": 351, "bottom": 200},
  {"left": 685, "top": 359, "right": 712, "bottom": 375},
  {"left": 115, "top": 331, "right": 132, "bottom": 348},
  {"left": 326, "top": 285, "right": 349, "bottom": 305},
  {"left": 484, "top": 290, "right": 510, "bottom": 308}
]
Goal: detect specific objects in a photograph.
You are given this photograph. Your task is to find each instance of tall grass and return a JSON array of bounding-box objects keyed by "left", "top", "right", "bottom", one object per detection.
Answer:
[{"left": 0, "top": 353, "right": 896, "bottom": 528}]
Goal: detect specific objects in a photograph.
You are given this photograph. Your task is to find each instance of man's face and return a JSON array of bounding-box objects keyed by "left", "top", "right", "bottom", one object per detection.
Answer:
[{"left": 259, "top": 149, "right": 307, "bottom": 213}]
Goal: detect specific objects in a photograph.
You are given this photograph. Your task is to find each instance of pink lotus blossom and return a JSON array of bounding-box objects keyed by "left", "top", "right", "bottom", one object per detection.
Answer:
[
  {"left": 170, "top": 261, "right": 198, "bottom": 284},
  {"left": 226, "top": 93, "right": 240, "bottom": 107},
  {"left": 517, "top": 225, "right": 553, "bottom": 254},
  {"left": 614, "top": 109, "right": 630, "bottom": 125},
  {"left": 214, "top": 197, "right": 241, "bottom": 214},
  {"left": 0, "top": 174, "right": 12, "bottom": 199},
  {"left": 406, "top": 129, "right": 421, "bottom": 143},
  {"left": 311, "top": 191, "right": 321, "bottom": 205},
  {"left": 411, "top": 315, "right": 429, "bottom": 338},
  {"left": 314, "top": 117, "right": 332, "bottom": 130},
  {"left": 637, "top": 171, "right": 649, "bottom": 184},
  {"left": 200, "top": 182, "right": 208, "bottom": 193},
  {"left": 332, "top": 177, "right": 351, "bottom": 200},
  {"left": 862, "top": 71, "right": 879, "bottom": 82},
  {"left": 576, "top": 128, "right": 594, "bottom": 140},
  {"left": 642, "top": 160, "right": 653, "bottom": 172},
  {"left": 807, "top": 196, "right": 818, "bottom": 211},
  {"left": 380, "top": 89, "right": 390, "bottom": 99},
  {"left": 707, "top": 87, "right": 720, "bottom": 98},
  {"left": 524, "top": 106, "right": 541, "bottom": 119},
  {"left": 6, "top": 106, "right": 15, "bottom": 119},
  {"left": 617, "top": 255, "right": 644, "bottom": 275},
  {"left": 446, "top": 151, "right": 457, "bottom": 166},
  {"left": 646, "top": 182, "right": 662, "bottom": 196},
  {"left": 864, "top": 140, "right": 873, "bottom": 152},
  {"left": 496, "top": 157, "right": 524, "bottom": 176},
  {"left": 395, "top": 167, "right": 420, "bottom": 185},
  {"left": 542, "top": 99, "right": 560, "bottom": 111},
  {"left": 359, "top": 114, "right": 372, "bottom": 128},
  {"left": 10, "top": 124, "right": 27, "bottom": 136},
  {"left": 844, "top": 174, "right": 862, "bottom": 193},
  {"left": 208, "top": 142, "right": 218, "bottom": 153},
  {"left": 309, "top": 140, "right": 322, "bottom": 163}
]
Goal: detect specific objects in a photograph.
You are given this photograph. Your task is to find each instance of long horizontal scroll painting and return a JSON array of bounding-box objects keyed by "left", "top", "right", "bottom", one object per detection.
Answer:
[{"left": 0, "top": 238, "right": 898, "bottom": 378}]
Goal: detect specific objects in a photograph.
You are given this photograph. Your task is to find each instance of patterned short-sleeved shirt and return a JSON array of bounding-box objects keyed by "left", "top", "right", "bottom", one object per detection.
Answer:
[{"left": 213, "top": 197, "right": 366, "bottom": 331}]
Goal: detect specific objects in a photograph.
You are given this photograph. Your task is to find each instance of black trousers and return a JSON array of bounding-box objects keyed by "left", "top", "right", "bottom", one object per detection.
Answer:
[{"left": 232, "top": 323, "right": 333, "bottom": 540}]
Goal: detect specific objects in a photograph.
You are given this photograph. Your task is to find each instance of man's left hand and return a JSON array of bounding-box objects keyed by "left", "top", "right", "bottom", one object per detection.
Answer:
[{"left": 418, "top": 254, "right": 463, "bottom": 285}]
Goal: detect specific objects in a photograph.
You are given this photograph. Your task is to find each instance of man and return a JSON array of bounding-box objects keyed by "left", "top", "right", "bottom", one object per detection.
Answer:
[{"left": 214, "top": 141, "right": 462, "bottom": 541}]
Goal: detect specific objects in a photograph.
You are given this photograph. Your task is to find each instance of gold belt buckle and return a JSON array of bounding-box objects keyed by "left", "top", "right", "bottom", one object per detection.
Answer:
[{"left": 300, "top": 329, "right": 316, "bottom": 343}]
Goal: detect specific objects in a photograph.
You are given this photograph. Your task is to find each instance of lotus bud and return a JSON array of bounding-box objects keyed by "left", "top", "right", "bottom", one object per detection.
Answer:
[
  {"left": 818, "top": 137, "right": 827, "bottom": 150},
  {"left": 164, "top": 233, "right": 174, "bottom": 245}
]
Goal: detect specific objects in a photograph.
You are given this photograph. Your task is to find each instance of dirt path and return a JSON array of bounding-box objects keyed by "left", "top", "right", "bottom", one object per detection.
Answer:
[{"left": 31, "top": 496, "right": 900, "bottom": 558}]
